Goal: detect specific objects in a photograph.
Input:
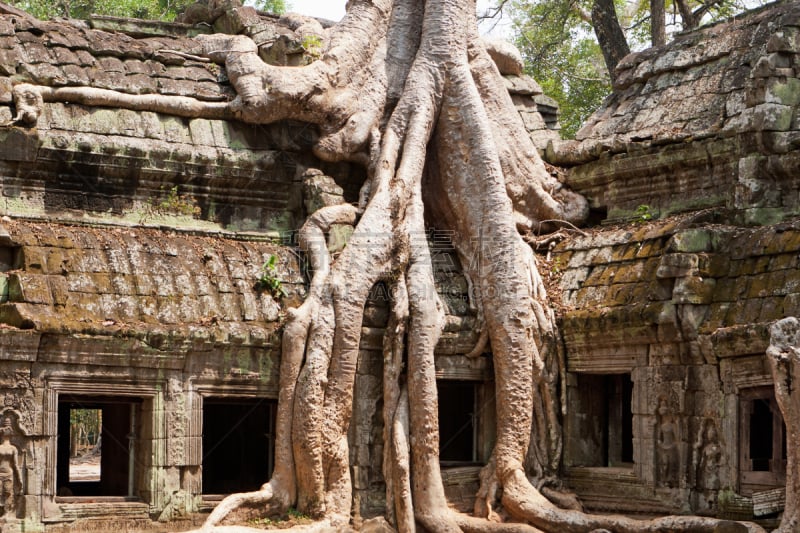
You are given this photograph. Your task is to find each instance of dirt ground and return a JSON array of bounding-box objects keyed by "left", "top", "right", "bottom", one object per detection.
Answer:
[{"left": 69, "top": 453, "right": 100, "bottom": 482}]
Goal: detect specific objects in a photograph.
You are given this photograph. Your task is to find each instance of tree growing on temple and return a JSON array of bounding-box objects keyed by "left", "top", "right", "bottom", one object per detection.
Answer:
[
  {"left": 12, "top": 0, "right": 768, "bottom": 530},
  {"left": 176, "top": 1, "right": 768, "bottom": 531}
]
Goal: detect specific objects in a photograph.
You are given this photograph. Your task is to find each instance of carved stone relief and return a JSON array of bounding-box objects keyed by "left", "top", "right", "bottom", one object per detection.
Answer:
[
  {"left": 691, "top": 418, "right": 721, "bottom": 511},
  {"left": 656, "top": 395, "right": 681, "bottom": 489},
  {"left": 0, "top": 408, "right": 28, "bottom": 520}
]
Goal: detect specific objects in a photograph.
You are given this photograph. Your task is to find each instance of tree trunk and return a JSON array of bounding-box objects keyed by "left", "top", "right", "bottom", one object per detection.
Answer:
[
  {"left": 675, "top": 0, "right": 698, "bottom": 29},
  {"left": 591, "top": 0, "right": 631, "bottom": 84},
  {"left": 766, "top": 318, "right": 800, "bottom": 533},
  {"left": 650, "top": 0, "right": 667, "bottom": 46}
]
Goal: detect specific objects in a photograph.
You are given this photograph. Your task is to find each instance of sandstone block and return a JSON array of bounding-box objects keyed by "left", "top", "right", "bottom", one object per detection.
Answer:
[
  {"left": 764, "top": 77, "right": 800, "bottom": 107},
  {"left": 217, "top": 293, "right": 242, "bottom": 321},
  {"left": 758, "top": 296, "right": 785, "bottom": 322},
  {"left": 156, "top": 114, "right": 192, "bottom": 144},
  {"left": 559, "top": 266, "right": 590, "bottom": 291},
  {"left": 302, "top": 169, "right": 345, "bottom": 214},
  {"left": 677, "top": 304, "right": 710, "bottom": 338},
  {"left": 483, "top": 38, "right": 524, "bottom": 75},
  {"left": 657, "top": 253, "right": 700, "bottom": 278},
  {"left": 48, "top": 276, "right": 69, "bottom": 306},
  {"left": 767, "top": 27, "right": 800, "bottom": 52},
  {"left": 667, "top": 230, "right": 713, "bottom": 253},
  {"left": 123, "top": 72, "right": 158, "bottom": 94},
  {"left": 0, "top": 128, "right": 39, "bottom": 162},
  {"left": 8, "top": 273, "right": 52, "bottom": 305},
  {"left": 750, "top": 103, "right": 793, "bottom": 131}
]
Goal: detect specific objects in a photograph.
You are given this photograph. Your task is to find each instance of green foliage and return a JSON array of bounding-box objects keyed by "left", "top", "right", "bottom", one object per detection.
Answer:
[
  {"left": 246, "top": 508, "right": 310, "bottom": 528},
  {"left": 70, "top": 409, "right": 101, "bottom": 439},
  {"left": 251, "top": 0, "right": 290, "bottom": 14},
  {"left": 286, "top": 508, "right": 309, "bottom": 520},
  {"left": 257, "top": 254, "right": 286, "bottom": 298},
  {"left": 10, "top": 0, "right": 293, "bottom": 20},
  {"left": 301, "top": 34, "right": 324, "bottom": 60},
  {"left": 9, "top": 0, "right": 194, "bottom": 20},
  {"left": 635, "top": 204, "right": 653, "bottom": 222},
  {"left": 510, "top": 0, "right": 612, "bottom": 138},
  {"left": 140, "top": 186, "right": 201, "bottom": 223},
  {"left": 550, "top": 256, "right": 562, "bottom": 274},
  {"left": 70, "top": 408, "right": 101, "bottom": 452},
  {"left": 247, "top": 516, "right": 275, "bottom": 527}
]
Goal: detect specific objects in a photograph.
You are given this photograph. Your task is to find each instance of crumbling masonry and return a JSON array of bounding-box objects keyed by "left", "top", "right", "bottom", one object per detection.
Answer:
[{"left": 0, "top": 0, "right": 795, "bottom": 531}]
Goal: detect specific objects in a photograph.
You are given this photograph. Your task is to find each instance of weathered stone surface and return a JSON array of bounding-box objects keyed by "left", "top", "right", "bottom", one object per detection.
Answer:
[
  {"left": 549, "top": 1, "right": 800, "bottom": 224},
  {"left": 0, "top": 0, "right": 794, "bottom": 528},
  {"left": 302, "top": 168, "right": 345, "bottom": 214},
  {"left": 554, "top": 213, "right": 800, "bottom": 514},
  {"left": 483, "top": 38, "right": 524, "bottom": 76}
]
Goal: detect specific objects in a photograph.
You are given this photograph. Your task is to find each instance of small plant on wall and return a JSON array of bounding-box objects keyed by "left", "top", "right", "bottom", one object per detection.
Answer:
[
  {"left": 140, "top": 185, "right": 201, "bottom": 223},
  {"left": 301, "top": 34, "right": 323, "bottom": 61},
  {"left": 635, "top": 204, "right": 654, "bottom": 223},
  {"left": 256, "top": 254, "right": 286, "bottom": 298}
]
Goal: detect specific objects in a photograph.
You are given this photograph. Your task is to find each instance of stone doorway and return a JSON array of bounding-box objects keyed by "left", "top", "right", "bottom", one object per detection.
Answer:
[
  {"left": 56, "top": 396, "right": 142, "bottom": 499},
  {"left": 566, "top": 373, "right": 634, "bottom": 468},
  {"left": 202, "top": 397, "right": 277, "bottom": 495},
  {"left": 739, "top": 386, "right": 787, "bottom": 495}
]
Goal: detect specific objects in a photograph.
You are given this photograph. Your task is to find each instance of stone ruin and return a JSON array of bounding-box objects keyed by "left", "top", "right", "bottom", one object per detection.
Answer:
[{"left": 0, "top": 0, "right": 794, "bottom": 530}]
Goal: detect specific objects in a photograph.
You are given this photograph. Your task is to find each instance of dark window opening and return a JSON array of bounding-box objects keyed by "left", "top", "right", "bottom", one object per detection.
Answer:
[
  {"left": 603, "top": 374, "right": 634, "bottom": 466},
  {"left": 739, "top": 387, "right": 786, "bottom": 495},
  {"left": 57, "top": 396, "right": 141, "bottom": 498},
  {"left": 620, "top": 375, "right": 634, "bottom": 463},
  {"left": 567, "top": 373, "right": 634, "bottom": 468},
  {"left": 202, "top": 397, "right": 276, "bottom": 495},
  {"left": 749, "top": 399, "right": 773, "bottom": 471},
  {"left": 438, "top": 381, "right": 476, "bottom": 464},
  {"left": 586, "top": 206, "right": 608, "bottom": 226},
  {"left": 0, "top": 247, "right": 17, "bottom": 272}
]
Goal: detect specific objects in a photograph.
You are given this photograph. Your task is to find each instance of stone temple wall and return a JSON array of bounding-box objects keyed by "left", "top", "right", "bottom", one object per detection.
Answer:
[
  {"left": 0, "top": 217, "right": 486, "bottom": 529},
  {"left": 0, "top": 0, "right": 795, "bottom": 530},
  {"left": 548, "top": 0, "right": 800, "bottom": 226},
  {"left": 551, "top": 215, "right": 799, "bottom": 519},
  {"left": 538, "top": 0, "right": 800, "bottom": 522},
  {"left": 0, "top": 4, "right": 550, "bottom": 529}
]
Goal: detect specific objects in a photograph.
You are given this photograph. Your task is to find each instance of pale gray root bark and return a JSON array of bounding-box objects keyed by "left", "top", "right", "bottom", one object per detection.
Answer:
[
  {"left": 6, "top": 84, "right": 234, "bottom": 127},
  {"left": 383, "top": 273, "right": 415, "bottom": 532},
  {"left": 45, "top": 0, "right": 763, "bottom": 530},
  {"left": 389, "top": 388, "right": 414, "bottom": 533},
  {"left": 201, "top": 204, "right": 357, "bottom": 531},
  {"left": 766, "top": 317, "right": 800, "bottom": 533}
]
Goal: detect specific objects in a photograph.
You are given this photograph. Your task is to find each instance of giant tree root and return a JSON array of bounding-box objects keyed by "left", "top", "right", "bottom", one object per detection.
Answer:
[{"left": 766, "top": 317, "right": 800, "bottom": 533}]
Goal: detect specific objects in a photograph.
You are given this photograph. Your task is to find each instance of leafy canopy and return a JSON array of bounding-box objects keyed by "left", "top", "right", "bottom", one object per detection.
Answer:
[
  {"left": 254, "top": 0, "right": 289, "bottom": 14},
  {"left": 9, "top": 0, "right": 289, "bottom": 21},
  {"left": 509, "top": 0, "right": 610, "bottom": 138}
]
